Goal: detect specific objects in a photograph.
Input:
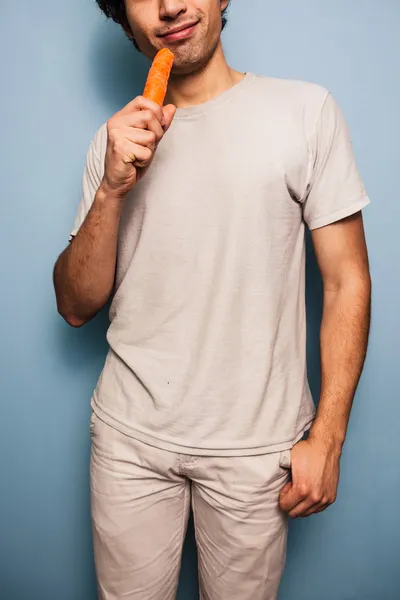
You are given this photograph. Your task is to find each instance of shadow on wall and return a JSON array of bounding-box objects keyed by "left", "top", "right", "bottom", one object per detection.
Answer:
[
  {"left": 90, "top": 19, "right": 151, "bottom": 113},
  {"left": 279, "top": 232, "right": 323, "bottom": 595},
  {"left": 56, "top": 19, "right": 324, "bottom": 600},
  {"left": 53, "top": 21, "right": 146, "bottom": 371}
]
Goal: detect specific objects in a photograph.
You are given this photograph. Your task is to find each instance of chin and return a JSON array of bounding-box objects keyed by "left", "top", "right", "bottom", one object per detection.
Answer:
[
  {"left": 170, "top": 59, "right": 203, "bottom": 76},
  {"left": 170, "top": 43, "right": 216, "bottom": 75}
]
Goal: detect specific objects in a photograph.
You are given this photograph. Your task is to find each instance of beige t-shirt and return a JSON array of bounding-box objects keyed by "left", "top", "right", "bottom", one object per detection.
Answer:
[{"left": 71, "top": 73, "right": 370, "bottom": 456}]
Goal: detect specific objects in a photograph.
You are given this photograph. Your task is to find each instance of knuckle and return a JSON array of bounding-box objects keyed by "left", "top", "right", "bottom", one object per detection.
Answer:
[
  {"left": 113, "top": 139, "right": 124, "bottom": 154},
  {"left": 137, "top": 148, "right": 152, "bottom": 166},
  {"left": 107, "top": 117, "right": 118, "bottom": 132},
  {"left": 139, "top": 96, "right": 163, "bottom": 118},
  {"left": 107, "top": 129, "right": 119, "bottom": 146},
  {"left": 143, "top": 147, "right": 153, "bottom": 160},
  {"left": 142, "top": 109, "right": 153, "bottom": 122},
  {"left": 147, "top": 130, "right": 157, "bottom": 144},
  {"left": 310, "top": 493, "right": 322, "bottom": 504},
  {"left": 298, "top": 484, "right": 310, "bottom": 497}
]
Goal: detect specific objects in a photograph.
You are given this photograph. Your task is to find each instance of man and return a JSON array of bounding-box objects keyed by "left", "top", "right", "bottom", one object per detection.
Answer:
[{"left": 53, "top": 1, "right": 371, "bottom": 598}]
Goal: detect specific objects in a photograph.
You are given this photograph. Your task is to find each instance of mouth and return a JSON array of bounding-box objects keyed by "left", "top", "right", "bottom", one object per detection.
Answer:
[{"left": 158, "top": 20, "right": 199, "bottom": 42}]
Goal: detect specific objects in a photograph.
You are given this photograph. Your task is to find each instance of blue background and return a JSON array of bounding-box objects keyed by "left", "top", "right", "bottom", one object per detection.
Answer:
[{"left": 1, "top": 1, "right": 399, "bottom": 598}]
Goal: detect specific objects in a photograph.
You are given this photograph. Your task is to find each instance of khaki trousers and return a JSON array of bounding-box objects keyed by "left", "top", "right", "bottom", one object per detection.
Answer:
[{"left": 90, "top": 415, "right": 292, "bottom": 600}]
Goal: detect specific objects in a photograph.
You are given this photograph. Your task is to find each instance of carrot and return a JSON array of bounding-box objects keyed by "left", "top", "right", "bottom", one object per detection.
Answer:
[{"left": 143, "top": 48, "right": 175, "bottom": 106}]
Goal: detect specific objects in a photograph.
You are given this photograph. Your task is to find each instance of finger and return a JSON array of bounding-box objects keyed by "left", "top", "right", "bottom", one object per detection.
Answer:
[
  {"left": 279, "top": 482, "right": 293, "bottom": 511},
  {"left": 313, "top": 502, "right": 331, "bottom": 515},
  {"left": 301, "top": 501, "right": 331, "bottom": 518},
  {"left": 110, "top": 111, "right": 164, "bottom": 142},
  {"left": 302, "top": 506, "right": 323, "bottom": 518},
  {"left": 280, "top": 482, "right": 292, "bottom": 498},
  {"left": 121, "top": 142, "right": 153, "bottom": 167},
  {"left": 289, "top": 491, "right": 327, "bottom": 518},
  {"left": 289, "top": 500, "right": 320, "bottom": 519},
  {"left": 279, "top": 485, "right": 305, "bottom": 513},
  {"left": 162, "top": 104, "right": 177, "bottom": 131},
  {"left": 118, "top": 95, "right": 164, "bottom": 123},
  {"left": 121, "top": 127, "right": 157, "bottom": 151}
]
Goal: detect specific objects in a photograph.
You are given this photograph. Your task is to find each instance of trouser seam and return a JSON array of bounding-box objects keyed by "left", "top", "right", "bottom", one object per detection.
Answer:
[
  {"left": 191, "top": 486, "right": 205, "bottom": 600},
  {"left": 179, "top": 482, "right": 190, "bottom": 547}
]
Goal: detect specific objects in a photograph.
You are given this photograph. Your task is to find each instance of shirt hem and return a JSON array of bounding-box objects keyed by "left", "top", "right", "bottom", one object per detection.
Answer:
[{"left": 91, "top": 398, "right": 316, "bottom": 457}]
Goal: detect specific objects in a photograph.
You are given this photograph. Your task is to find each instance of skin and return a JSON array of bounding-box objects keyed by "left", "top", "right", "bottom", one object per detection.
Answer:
[
  {"left": 280, "top": 213, "right": 371, "bottom": 518},
  {"left": 53, "top": 0, "right": 371, "bottom": 519}
]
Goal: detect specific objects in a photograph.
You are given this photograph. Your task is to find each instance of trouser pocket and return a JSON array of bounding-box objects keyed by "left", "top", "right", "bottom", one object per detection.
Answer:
[{"left": 279, "top": 448, "right": 292, "bottom": 470}]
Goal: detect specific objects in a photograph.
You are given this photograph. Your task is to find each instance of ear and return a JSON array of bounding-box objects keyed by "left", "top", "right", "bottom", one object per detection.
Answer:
[{"left": 221, "top": 0, "right": 230, "bottom": 11}]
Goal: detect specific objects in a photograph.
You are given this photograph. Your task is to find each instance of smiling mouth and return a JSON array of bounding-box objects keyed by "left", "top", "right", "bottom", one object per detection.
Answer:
[{"left": 158, "top": 21, "right": 199, "bottom": 41}]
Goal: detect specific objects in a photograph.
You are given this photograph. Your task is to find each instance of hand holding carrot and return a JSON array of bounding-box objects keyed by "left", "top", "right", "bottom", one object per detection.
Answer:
[{"left": 101, "top": 49, "right": 175, "bottom": 197}]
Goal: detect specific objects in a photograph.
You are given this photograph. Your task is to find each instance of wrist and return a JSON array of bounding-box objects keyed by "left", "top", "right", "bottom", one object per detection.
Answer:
[
  {"left": 308, "top": 424, "right": 345, "bottom": 456},
  {"left": 98, "top": 179, "right": 128, "bottom": 203}
]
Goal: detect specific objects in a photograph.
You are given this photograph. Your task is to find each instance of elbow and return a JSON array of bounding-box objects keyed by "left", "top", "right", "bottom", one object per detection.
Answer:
[
  {"left": 56, "top": 295, "right": 103, "bottom": 327},
  {"left": 63, "top": 313, "right": 88, "bottom": 328},
  {"left": 53, "top": 258, "right": 97, "bottom": 328},
  {"left": 56, "top": 303, "right": 90, "bottom": 328}
]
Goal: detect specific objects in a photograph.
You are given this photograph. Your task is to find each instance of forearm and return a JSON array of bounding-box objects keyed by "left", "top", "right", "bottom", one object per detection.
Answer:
[
  {"left": 309, "top": 275, "right": 371, "bottom": 451},
  {"left": 54, "top": 183, "right": 124, "bottom": 326}
]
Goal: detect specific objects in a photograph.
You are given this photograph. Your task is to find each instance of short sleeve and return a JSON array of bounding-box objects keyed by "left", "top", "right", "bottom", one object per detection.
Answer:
[
  {"left": 69, "top": 126, "right": 105, "bottom": 241},
  {"left": 302, "top": 92, "right": 370, "bottom": 230}
]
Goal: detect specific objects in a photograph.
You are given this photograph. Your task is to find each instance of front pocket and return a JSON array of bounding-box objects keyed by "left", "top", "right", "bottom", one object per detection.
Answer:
[{"left": 279, "top": 449, "right": 292, "bottom": 470}]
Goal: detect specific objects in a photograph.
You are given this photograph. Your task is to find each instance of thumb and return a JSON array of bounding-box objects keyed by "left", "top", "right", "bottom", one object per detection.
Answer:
[{"left": 162, "top": 104, "right": 176, "bottom": 130}]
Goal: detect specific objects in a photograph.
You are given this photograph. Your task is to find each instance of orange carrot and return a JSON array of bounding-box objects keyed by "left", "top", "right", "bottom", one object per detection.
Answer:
[{"left": 143, "top": 48, "right": 175, "bottom": 106}]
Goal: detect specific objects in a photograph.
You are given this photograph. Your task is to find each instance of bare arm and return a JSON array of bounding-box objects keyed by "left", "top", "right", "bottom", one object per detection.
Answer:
[
  {"left": 280, "top": 211, "right": 371, "bottom": 518},
  {"left": 53, "top": 185, "right": 124, "bottom": 327},
  {"left": 309, "top": 211, "right": 371, "bottom": 449},
  {"left": 53, "top": 97, "right": 176, "bottom": 327}
]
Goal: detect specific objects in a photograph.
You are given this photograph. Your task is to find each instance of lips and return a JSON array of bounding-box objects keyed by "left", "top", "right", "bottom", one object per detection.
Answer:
[{"left": 159, "top": 21, "right": 199, "bottom": 40}]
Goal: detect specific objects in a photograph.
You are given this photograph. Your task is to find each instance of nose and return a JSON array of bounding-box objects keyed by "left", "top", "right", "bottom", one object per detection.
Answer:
[{"left": 159, "top": 0, "right": 188, "bottom": 21}]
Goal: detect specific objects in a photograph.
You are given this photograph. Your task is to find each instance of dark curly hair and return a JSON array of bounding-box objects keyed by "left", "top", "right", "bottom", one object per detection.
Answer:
[{"left": 95, "top": 1, "right": 230, "bottom": 40}]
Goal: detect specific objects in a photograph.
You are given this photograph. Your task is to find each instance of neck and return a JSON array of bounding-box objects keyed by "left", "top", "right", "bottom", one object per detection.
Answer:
[{"left": 166, "top": 43, "right": 244, "bottom": 109}]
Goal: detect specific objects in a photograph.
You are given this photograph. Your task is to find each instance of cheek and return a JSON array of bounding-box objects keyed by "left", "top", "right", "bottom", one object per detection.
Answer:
[{"left": 125, "top": 5, "right": 153, "bottom": 38}]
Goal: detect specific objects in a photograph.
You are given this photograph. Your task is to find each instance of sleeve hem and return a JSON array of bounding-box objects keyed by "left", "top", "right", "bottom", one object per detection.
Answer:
[{"left": 307, "top": 195, "right": 371, "bottom": 230}]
